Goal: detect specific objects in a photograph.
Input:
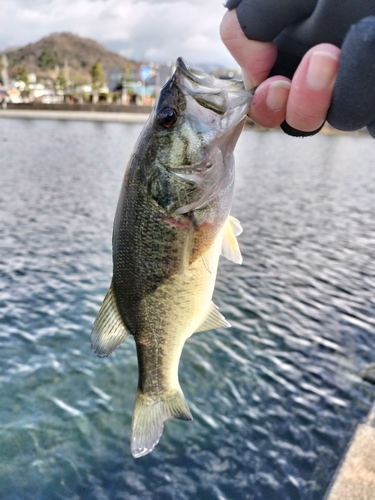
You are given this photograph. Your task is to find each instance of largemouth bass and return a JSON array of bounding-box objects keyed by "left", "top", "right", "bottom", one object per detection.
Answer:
[{"left": 92, "top": 58, "right": 252, "bottom": 458}]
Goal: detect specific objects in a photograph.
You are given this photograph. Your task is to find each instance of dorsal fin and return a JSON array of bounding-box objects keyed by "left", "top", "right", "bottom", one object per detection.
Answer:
[
  {"left": 91, "top": 283, "right": 129, "bottom": 357},
  {"left": 221, "top": 215, "right": 243, "bottom": 264},
  {"left": 194, "top": 301, "right": 230, "bottom": 333}
]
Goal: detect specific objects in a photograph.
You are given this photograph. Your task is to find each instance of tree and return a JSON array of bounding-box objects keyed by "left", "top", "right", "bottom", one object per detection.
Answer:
[
  {"left": 121, "top": 62, "right": 134, "bottom": 104},
  {"left": 16, "top": 66, "right": 28, "bottom": 86},
  {"left": 90, "top": 62, "right": 105, "bottom": 91},
  {"left": 38, "top": 48, "right": 59, "bottom": 70},
  {"left": 15, "top": 66, "right": 29, "bottom": 98},
  {"left": 122, "top": 62, "right": 134, "bottom": 87},
  {"left": 55, "top": 69, "right": 67, "bottom": 91}
]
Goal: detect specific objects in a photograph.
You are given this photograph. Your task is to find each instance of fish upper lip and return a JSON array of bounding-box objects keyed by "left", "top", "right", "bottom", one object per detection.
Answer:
[
  {"left": 175, "top": 57, "right": 206, "bottom": 86},
  {"left": 173, "top": 57, "right": 253, "bottom": 115},
  {"left": 174, "top": 57, "right": 227, "bottom": 94}
]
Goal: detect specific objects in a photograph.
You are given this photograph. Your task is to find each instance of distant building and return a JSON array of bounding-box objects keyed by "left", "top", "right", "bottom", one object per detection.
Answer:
[
  {"left": 107, "top": 63, "right": 174, "bottom": 96},
  {"left": 107, "top": 69, "right": 123, "bottom": 92},
  {"left": 75, "top": 84, "right": 92, "bottom": 94},
  {"left": 107, "top": 67, "right": 139, "bottom": 92}
]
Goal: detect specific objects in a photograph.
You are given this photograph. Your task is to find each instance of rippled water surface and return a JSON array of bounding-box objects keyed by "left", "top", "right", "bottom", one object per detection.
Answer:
[{"left": 1, "top": 118, "right": 375, "bottom": 500}]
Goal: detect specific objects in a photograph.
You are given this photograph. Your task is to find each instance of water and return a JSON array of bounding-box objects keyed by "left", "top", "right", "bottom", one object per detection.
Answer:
[{"left": 1, "top": 118, "right": 375, "bottom": 500}]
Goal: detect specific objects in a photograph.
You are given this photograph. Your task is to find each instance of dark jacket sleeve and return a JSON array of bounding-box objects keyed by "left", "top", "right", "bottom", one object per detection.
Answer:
[{"left": 227, "top": 0, "right": 375, "bottom": 137}]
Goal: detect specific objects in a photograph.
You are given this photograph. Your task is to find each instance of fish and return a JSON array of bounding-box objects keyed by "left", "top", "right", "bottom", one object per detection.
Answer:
[
  {"left": 91, "top": 58, "right": 253, "bottom": 458},
  {"left": 361, "top": 363, "right": 375, "bottom": 384}
]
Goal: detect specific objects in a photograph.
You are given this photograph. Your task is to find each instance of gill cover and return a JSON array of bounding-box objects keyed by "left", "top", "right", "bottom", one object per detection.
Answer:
[{"left": 152, "top": 58, "right": 253, "bottom": 214}]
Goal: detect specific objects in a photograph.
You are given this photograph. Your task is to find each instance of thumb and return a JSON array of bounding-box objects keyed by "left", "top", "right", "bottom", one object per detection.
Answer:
[{"left": 220, "top": 10, "right": 277, "bottom": 88}]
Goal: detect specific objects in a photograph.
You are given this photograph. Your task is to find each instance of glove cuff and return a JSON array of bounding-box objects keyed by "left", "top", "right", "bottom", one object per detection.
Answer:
[{"left": 280, "top": 120, "right": 325, "bottom": 137}]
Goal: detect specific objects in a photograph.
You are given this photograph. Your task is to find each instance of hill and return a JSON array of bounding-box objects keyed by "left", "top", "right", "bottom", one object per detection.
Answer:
[{"left": 3, "top": 32, "right": 135, "bottom": 85}]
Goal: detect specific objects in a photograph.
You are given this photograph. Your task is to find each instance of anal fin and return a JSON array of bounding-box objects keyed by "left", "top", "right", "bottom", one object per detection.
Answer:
[
  {"left": 91, "top": 283, "right": 129, "bottom": 357},
  {"left": 194, "top": 301, "right": 231, "bottom": 333}
]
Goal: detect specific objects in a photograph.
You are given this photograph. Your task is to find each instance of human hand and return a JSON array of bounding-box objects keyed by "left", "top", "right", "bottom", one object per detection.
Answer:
[
  {"left": 220, "top": 0, "right": 375, "bottom": 138},
  {"left": 221, "top": 11, "right": 339, "bottom": 134}
]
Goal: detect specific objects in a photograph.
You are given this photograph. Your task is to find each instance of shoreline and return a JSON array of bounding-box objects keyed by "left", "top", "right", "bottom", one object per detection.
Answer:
[
  {"left": 324, "top": 402, "right": 375, "bottom": 499},
  {"left": 0, "top": 108, "right": 367, "bottom": 136},
  {"left": 0, "top": 108, "right": 150, "bottom": 123}
]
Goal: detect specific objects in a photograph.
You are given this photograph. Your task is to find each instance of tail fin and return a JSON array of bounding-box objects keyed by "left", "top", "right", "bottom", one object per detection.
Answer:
[{"left": 131, "top": 389, "right": 193, "bottom": 458}]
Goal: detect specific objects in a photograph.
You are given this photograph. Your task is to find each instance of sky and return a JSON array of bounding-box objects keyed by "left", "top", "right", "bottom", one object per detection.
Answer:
[{"left": 1, "top": 0, "right": 237, "bottom": 68}]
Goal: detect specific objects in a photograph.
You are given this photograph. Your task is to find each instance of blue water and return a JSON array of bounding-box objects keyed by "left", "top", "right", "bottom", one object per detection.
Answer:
[{"left": 1, "top": 118, "right": 375, "bottom": 500}]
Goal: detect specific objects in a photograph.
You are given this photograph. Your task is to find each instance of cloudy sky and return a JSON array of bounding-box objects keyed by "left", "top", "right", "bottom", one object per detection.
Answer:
[{"left": 1, "top": 0, "right": 237, "bottom": 68}]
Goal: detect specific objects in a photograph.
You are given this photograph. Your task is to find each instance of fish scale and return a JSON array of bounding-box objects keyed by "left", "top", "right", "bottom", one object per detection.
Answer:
[{"left": 91, "top": 57, "right": 253, "bottom": 458}]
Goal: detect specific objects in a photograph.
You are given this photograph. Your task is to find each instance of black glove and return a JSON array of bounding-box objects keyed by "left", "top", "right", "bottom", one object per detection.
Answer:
[{"left": 226, "top": 0, "right": 375, "bottom": 138}]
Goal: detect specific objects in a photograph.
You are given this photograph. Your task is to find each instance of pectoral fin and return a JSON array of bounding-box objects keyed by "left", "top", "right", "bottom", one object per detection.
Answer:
[
  {"left": 194, "top": 301, "right": 231, "bottom": 333},
  {"left": 221, "top": 215, "right": 243, "bottom": 264},
  {"left": 91, "top": 283, "right": 129, "bottom": 357},
  {"left": 360, "top": 363, "right": 375, "bottom": 384}
]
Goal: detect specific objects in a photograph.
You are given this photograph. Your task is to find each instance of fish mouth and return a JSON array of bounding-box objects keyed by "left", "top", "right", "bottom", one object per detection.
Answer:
[
  {"left": 155, "top": 57, "right": 253, "bottom": 125},
  {"left": 173, "top": 57, "right": 253, "bottom": 118},
  {"left": 175, "top": 57, "right": 211, "bottom": 87}
]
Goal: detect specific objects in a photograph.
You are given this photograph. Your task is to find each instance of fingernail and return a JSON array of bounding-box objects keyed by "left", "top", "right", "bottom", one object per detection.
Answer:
[
  {"left": 242, "top": 69, "right": 256, "bottom": 91},
  {"left": 306, "top": 51, "right": 339, "bottom": 91},
  {"left": 266, "top": 80, "right": 291, "bottom": 111}
]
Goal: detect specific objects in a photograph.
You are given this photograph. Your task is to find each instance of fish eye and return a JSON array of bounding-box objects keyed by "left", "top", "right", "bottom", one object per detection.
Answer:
[{"left": 157, "top": 107, "right": 178, "bottom": 129}]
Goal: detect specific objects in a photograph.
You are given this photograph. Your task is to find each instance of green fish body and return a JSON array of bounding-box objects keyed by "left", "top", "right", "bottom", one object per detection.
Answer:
[{"left": 92, "top": 58, "right": 252, "bottom": 457}]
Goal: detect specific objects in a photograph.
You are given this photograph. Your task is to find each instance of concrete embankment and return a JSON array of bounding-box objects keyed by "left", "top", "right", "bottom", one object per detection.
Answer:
[
  {"left": 0, "top": 103, "right": 262, "bottom": 128},
  {"left": 324, "top": 403, "right": 375, "bottom": 499},
  {"left": 0, "top": 102, "right": 152, "bottom": 123}
]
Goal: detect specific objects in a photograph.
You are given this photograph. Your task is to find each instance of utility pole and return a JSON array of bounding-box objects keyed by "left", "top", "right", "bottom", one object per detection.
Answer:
[
  {"left": 1, "top": 55, "right": 9, "bottom": 88},
  {"left": 64, "top": 58, "right": 70, "bottom": 92}
]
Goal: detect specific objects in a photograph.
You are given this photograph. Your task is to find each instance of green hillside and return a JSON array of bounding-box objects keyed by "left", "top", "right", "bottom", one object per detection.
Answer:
[{"left": 3, "top": 32, "right": 135, "bottom": 85}]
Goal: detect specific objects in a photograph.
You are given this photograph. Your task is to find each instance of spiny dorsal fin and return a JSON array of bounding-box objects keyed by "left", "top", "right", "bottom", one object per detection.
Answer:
[
  {"left": 221, "top": 215, "right": 243, "bottom": 264},
  {"left": 91, "top": 283, "right": 129, "bottom": 357},
  {"left": 131, "top": 389, "right": 193, "bottom": 458},
  {"left": 194, "top": 301, "right": 231, "bottom": 333}
]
